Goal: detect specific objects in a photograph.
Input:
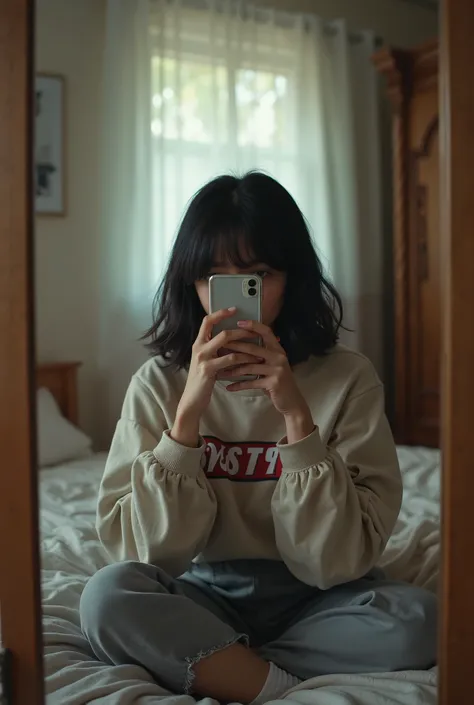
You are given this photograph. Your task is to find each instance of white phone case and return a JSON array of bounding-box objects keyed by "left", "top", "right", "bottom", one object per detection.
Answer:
[{"left": 209, "top": 274, "right": 262, "bottom": 382}]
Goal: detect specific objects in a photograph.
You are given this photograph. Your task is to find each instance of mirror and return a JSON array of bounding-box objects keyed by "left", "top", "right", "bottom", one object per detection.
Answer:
[{"left": 34, "top": 0, "right": 440, "bottom": 702}]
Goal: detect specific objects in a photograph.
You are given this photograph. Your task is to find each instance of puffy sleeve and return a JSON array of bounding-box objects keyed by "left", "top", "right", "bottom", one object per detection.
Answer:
[
  {"left": 271, "top": 384, "right": 402, "bottom": 589},
  {"left": 96, "top": 376, "right": 217, "bottom": 576}
]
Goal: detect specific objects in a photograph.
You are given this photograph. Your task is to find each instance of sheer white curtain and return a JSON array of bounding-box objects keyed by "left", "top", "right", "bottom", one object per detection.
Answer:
[
  {"left": 98, "top": 0, "right": 383, "bottom": 446},
  {"left": 307, "top": 19, "right": 384, "bottom": 377}
]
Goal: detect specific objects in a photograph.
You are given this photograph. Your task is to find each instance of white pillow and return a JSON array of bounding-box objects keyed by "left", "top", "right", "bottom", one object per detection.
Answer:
[{"left": 37, "top": 387, "right": 92, "bottom": 467}]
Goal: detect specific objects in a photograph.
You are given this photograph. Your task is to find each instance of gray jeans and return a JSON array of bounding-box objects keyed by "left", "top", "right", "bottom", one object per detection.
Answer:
[{"left": 79, "top": 559, "right": 437, "bottom": 695}]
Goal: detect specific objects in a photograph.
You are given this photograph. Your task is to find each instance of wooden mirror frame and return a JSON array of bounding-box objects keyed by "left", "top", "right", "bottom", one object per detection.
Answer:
[
  {"left": 0, "top": 1, "right": 44, "bottom": 704},
  {"left": 438, "top": 0, "right": 474, "bottom": 702},
  {"left": 1, "top": 0, "right": 474, "bottom": 703}
]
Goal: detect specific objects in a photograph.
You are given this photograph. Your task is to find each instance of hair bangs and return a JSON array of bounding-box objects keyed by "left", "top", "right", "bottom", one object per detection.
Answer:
[{"left": 182, "top": 216, "right": 284, "bottom": 284}]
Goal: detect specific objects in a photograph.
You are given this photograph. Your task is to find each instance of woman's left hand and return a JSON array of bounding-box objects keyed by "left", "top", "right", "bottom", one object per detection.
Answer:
[{"left": 221, "top": 321, "right": 314, "bottom": 439}]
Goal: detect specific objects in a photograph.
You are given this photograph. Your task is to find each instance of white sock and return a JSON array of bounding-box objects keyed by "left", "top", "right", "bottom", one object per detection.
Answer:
[{"left": 250, "top": 662, "right": 301, "bottom": 705}]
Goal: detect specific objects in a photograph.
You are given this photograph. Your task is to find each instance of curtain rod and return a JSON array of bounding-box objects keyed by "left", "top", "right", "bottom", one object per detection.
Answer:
[
  {"left": 157, "top": 0, "right": 383, "bottom": 45},
  {"left": 322, "top": 21, "right": 383, "bottom": 46}
]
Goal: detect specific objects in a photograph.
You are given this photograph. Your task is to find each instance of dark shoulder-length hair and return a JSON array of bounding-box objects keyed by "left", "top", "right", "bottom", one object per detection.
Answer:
[{"left": 143, "top": 171, "right": 343, "bottom": 367}]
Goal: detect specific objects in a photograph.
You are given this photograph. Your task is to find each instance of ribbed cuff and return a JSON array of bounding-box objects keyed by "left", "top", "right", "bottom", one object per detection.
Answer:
[
  {"left": 153, "top": 430, "right": 206, "bottom": 478},
  {"left": 277, "top": 426, "right": 326, "bottom": 473}
]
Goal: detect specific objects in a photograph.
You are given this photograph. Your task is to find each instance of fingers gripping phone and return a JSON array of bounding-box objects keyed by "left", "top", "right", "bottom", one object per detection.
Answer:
[{"left": 209, "top": 274, "right": 262, "bottom": 382}]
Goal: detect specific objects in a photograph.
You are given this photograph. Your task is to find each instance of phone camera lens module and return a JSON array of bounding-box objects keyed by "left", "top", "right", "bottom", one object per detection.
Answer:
[
  {"left": 248, "top": 279, "right": 257, "bottom": 287},
  {"left": 249, "top": 287, "right": 257, "bottom": 296}
]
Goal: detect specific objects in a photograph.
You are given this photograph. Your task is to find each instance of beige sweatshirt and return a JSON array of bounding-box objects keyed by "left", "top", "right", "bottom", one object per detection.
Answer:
[{"left": 97, "top": 345, "right": 402, "bottom": 589}]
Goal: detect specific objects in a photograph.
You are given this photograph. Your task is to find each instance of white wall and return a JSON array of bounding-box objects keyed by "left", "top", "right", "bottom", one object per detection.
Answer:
[
  {"left": 35, "top": 0, "right": 105, "bottom": 442},
  {"left": 35, "top": 0, "right": 437, "bottom": 447}
]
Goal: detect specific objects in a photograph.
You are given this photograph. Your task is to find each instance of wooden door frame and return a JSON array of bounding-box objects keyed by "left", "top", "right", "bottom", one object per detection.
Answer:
[
  {"left": 0, "top": 1, "right": 44, "bottom": 704},
  {"left": 439, "top": 0, "right": 474, "bottom": 702}
]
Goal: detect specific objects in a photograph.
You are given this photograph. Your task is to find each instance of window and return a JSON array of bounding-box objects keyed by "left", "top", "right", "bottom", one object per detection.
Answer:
[{"left": 148, "top": 4, "right": 308, "bottom": 259}]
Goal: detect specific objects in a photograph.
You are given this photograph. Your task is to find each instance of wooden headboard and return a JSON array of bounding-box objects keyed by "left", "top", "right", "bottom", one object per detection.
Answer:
[{"left": 36, "top": 362, "right": 81, "bottom": 425}]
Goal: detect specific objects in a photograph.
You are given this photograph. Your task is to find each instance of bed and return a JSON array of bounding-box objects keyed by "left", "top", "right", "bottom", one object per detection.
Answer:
[{"left": 37, "top": 363, "right": 440, "bottom": 705}]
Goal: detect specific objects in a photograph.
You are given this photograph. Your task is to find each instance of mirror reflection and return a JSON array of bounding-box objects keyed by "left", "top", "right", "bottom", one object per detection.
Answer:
[{"left": 35, "top": 0, "right": 440, "bottom": 702}]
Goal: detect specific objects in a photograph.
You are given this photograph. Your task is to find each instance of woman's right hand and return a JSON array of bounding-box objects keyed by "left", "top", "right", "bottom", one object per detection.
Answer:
[{"left": 170, "top": 308, "right": 260, "bottom": 447}]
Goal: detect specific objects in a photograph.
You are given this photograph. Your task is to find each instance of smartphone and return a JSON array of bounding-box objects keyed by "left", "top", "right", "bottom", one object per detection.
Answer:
[{"left": 209, "top": 274, "right": 262, "bottom": 382}]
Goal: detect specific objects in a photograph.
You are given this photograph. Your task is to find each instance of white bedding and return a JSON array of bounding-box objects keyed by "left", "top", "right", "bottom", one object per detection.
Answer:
[{"left": 40, "top": 446, "right": 440, "bottom": 705}]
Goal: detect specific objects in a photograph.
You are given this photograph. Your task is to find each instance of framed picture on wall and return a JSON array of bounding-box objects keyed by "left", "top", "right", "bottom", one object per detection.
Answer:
[{"left": 35, "top": 73, "right": 66, "bottom": 216}]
